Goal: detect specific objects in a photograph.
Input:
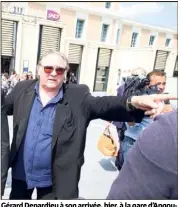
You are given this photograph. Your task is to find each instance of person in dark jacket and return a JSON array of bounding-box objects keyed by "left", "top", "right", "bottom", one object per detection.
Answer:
[
  {"left": 113, "top": 67, "right": 147, "bottom": 170},
  {"left": 69, "top": 72, "right": 77, "bottom": 84},
  {"left": 107, "top": 110, "right": 177, "bottom": 199},
  {"left": 2, "top": 50, "right": 176, "bottom": 200},
  {"left": 1, "top": 88, "right": 10, "bottom": 196}
]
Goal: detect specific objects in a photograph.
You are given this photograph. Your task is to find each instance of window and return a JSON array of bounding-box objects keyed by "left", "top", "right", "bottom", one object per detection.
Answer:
[
  {"left": 105, "top": 2, "right": 111, "bottom": 9},
  {"left": 94, "top": 48, "right": 112, "bottom": 91},
  {"left": 101, "top": 24, "right": 109, "bottom": 42},
  {"left": 116, "top": 29, "right": 120, "bottom": 44},
  {"left": 13, "top": 7, "right": 16, "bottom": 13},
  {"left": 75, "top": 19, "right": 85, "bottom": 39},
  {"left": 130, "top": 32, "right": 138, "bottom": 47},
  {"left": 165, "top": 38, "right": 171, "bottom": 47},
  {"left": 149, "top": 35, "right": 155, "bottom": 46}
]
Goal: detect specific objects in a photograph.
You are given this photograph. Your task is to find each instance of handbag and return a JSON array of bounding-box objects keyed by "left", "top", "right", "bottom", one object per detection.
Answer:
[{"left": 97, "top": 124, "right": 118, "bottom": 157}]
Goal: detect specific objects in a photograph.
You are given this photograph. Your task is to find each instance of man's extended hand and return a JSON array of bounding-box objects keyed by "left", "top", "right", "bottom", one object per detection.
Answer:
[
  {"left": 131, "top": 94, "right": 177, "bottom": 118},
  {"left": 162, "top": 104, "right": 173, "bottom": 113}
]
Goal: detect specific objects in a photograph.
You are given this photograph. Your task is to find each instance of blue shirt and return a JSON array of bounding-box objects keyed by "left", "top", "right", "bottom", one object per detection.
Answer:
[{"left": 12, "top": 82, "right": 63, "bottom": 189}]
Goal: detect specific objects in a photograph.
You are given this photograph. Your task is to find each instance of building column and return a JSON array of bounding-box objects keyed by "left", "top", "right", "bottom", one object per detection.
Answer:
[
  {"left": 107, "top": 48, "right": 121, "bottom": 95},
  {"left": 15, "top": 19, "right": 23, "bottom": 74},
  {"left": 19, "top": 17, "right": 39, "bottom": 77},
  {"left": 79, "top": 42, "right": 98, "bottom": 91}
]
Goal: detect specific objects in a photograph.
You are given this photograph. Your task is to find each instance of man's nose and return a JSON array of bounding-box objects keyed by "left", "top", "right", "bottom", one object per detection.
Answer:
[
  {"left": 50, "top": 69, "right": 57, "bottom": 76},
  {"left": 160, "top": 85, "right": 165, "bottom": 89}
]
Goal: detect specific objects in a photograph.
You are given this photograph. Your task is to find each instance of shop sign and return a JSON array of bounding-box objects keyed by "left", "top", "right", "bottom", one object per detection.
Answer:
[{"left": 47, "top": 9, "right": 60, "bottom": 21}]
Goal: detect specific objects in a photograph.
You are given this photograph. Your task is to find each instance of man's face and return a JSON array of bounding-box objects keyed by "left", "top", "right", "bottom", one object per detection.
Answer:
[
  {"left": 149, "top": 75, "right": 166, "bottom": 93},
  {"left": 38, "top": 53, "right": 67, "bottom": 91}
]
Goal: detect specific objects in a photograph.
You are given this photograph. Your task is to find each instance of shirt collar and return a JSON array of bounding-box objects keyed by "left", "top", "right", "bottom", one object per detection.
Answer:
[{"left": 34, "top": 81, "right": 63, "bottom": 104}]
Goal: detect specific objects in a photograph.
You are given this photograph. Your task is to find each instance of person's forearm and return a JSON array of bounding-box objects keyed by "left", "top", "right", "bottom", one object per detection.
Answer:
[{"left": 83, "top": 95, "right": 144, "bottom": 123}]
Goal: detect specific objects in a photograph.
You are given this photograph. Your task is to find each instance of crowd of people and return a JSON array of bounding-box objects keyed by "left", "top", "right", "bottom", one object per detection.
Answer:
[
  {"left": 1, "top": 50, "right": 177, "bottom": 200},
  {"left": 1, "top": 71, "right": 34, "bottom": 96}
]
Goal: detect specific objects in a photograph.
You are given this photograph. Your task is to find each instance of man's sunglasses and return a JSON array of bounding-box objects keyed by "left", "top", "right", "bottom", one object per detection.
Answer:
[{"left": 43, "top": 66, "right": 66, "bottom": 75}]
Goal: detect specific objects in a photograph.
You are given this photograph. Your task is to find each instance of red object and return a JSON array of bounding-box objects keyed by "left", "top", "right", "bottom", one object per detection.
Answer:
[
  {"left": 44, "top": 66, "right": 65, "bottom": 75},
  {"left": 47, "top": 10, "right": 60, "bottom": 21}
]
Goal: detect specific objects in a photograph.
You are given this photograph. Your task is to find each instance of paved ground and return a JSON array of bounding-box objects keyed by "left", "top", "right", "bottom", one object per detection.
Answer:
[{"left": 3, "top": 77, "right": 177, "bottom": 199}]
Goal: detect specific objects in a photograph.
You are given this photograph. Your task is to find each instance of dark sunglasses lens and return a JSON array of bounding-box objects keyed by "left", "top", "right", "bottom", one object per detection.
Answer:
[
  {"left": 44, "top": 66, "right": 54, "bottom": 73},
  {"left": 56, "top": 68, "right": 65, "bottom": 75}
]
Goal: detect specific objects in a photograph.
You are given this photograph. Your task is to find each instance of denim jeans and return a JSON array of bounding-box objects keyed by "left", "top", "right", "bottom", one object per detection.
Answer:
[
  {"left": 122, "top": 136, "right": 135, "bottom": 161},
  {"left": 124, "top": 117, "right": 152, "bottom": 141}
]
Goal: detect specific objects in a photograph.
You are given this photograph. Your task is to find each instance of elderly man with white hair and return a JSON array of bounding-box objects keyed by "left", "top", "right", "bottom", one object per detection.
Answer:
[
  {"left": 120, "top": 67, "right": 146, "bottom": 86},
  {"left": 131, "top": 67, "right": 147, "bottom": 77}
]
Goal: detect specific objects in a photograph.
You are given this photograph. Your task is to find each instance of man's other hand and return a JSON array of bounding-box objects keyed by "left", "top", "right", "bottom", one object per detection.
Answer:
[
  {"left": 131, "top": 94, "right": 177, "bottom": 118},
  {"left": 162, "top": 104, "right": 173, "bottom": 113}
]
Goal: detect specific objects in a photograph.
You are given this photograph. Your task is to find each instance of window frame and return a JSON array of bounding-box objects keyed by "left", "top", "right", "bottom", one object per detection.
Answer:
[
  {"left": 165, "top": 38, "right": 171, "bottom": 47},
  {"left": 20, "top": 8, "right": 23, "bottom": 14},
  {"left": 149, "top": 35, "right": 155, "bottom": 46},
  {"left": 101, "top": 24, "right": 109, "bottom": 42},
  {"left": 130, "top": 32, "right": 138, "bottom": 47},
  {"left": 116, "top": 28, "right": 120, "bottom": 44},
  {"left": 75, "top": 19, "right": 85, "bottom": 39},
  {"left": 105, "top": 2, "right": 111, "bottom": 9}
]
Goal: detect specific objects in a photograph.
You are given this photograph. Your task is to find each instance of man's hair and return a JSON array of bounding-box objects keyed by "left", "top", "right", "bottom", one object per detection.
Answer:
[
  {"left": 11, "top": 70, "right": 16, "bottom": 75},
  {"left": 147, "top": 70, "right": 166, "bottom": 81},
  {"left": 37, "top": 50, "right": 70, "bottom": 71},
  {"left": 131, "top": 67, "right": 147, "bottom": 77},
  {"left": 3, "top": 73, "right": 9, "bottom": 79}
]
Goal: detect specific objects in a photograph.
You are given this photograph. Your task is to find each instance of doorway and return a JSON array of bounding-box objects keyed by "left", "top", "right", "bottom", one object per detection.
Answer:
[
  {"left": 69, "top": 63, "right": 80, "bottom": 80},
  {"left": 1, "top": 56, "right": 12, "bottom": 74},
  {"left": 68, "top": 44, "right": 83, "bottom": 83}
]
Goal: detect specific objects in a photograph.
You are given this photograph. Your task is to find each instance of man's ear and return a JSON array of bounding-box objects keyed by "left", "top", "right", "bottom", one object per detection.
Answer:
[
  {"left": 35, "top": 66, "right": 40, "bottom": 80},
  {"left": 64, "top": 70, "right": 67, "bottom": 79},
  {"left": 37, "top": 66, "right": 40, "bottom": 76}
]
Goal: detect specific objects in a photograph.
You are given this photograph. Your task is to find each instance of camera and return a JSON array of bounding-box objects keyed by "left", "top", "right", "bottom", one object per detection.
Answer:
[
  {"left": 136, "top": 78, "right": 161, "bottom": 95},
  {"left": 124, "top": 76, "right": 160, "bottom": 97}
]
